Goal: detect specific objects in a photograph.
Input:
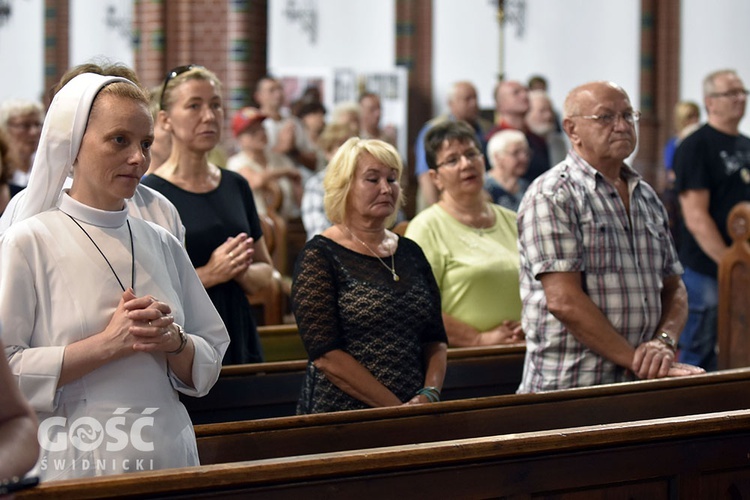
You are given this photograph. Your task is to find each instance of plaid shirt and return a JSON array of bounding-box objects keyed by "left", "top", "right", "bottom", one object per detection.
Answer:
[
  {"left": 301, "top": 168, "right": 331, "bottom": 241},
  {"left": 517, "top": 151, "right": 683, "bottom": 393}
]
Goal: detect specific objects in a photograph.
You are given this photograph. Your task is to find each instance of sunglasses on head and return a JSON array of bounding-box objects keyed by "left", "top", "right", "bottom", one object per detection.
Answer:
[{"left": 159, "top": 64, "right": 204, "bottom": 110}]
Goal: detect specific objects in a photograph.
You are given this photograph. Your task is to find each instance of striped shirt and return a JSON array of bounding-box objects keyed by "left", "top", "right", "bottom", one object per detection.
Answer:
[{"left": 517, "top": 151, "right": 683, "bottom": 393}]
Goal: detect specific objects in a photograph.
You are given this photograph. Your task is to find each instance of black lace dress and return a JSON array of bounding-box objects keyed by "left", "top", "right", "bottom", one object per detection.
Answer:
[{"left": 292, "top": 235, "right": 447, "bottom": 414}]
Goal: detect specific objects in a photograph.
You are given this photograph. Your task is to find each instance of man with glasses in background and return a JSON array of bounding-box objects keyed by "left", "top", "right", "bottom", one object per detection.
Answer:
[
  {"left": 674, "top": 69, "right": 750, "bottom": 371},
  {"left": 517, "top": 81, "right": 703, "bottom": 393}
]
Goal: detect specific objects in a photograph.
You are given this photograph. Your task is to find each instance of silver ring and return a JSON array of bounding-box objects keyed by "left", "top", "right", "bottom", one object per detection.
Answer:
[
  {"left": 229, "top": 251, "right": 235, "bottom": 258},
  {"left": 148, "top": 321, "right": 152, "bottom": 326}
]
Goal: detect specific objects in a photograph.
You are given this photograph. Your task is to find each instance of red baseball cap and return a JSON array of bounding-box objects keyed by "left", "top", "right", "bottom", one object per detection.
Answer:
[{"left": 232, "top": 107, "right": 267, "bottom": 137}]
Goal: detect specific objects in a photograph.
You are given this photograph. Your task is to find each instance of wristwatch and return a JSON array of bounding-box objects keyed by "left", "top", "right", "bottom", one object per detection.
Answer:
[
  {"left": 167, "top": 324, "right": 188, "bottom": 355},
  {"left": 654, "top": 331, "right": 677, "bottom": 352}
]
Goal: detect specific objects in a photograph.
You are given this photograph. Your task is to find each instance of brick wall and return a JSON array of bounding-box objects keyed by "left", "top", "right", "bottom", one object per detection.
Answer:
[
  {"left": 133, "top": 0, "right": 268, "bottom": 153},
  {"left": 43, "top": 0, "right": 69, "bottom": 103}
]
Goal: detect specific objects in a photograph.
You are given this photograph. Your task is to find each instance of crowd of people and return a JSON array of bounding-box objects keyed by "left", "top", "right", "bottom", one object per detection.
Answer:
[{"left": 4, "top": 61, "right": 748, "bottom": 484}]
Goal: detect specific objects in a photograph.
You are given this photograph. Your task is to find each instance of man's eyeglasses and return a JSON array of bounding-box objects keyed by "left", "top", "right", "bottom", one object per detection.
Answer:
[
  {"left": 571, "top": 110, "right": 641, "bottom": 127},
  {"left": 159, "top": 64, "right": 203, "bottom": 110},
  {"left": 709, "top": 89, "right": 750, "bottom": 100},
  {"left": 436, "top": 148, "right": 483, "bottom": 169}
]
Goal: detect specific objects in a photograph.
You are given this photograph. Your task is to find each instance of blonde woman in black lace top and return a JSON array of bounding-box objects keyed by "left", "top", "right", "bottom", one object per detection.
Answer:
[{"left": 292, "top": 138, "right": 448, "bottom": 414}]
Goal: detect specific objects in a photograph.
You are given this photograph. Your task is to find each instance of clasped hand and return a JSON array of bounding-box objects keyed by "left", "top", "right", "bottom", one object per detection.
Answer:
[
  {"left": 632, "top": 339, "right": 706, "bottom": 379},
  {"left": 208, "top": 232, "right": 255, "bottom": 284},
  {"left": 105, "top": 289, "right": 179, "bottom": 355},
  {"left": 484, "top": 320, "right": 525, "bottom": 345}
]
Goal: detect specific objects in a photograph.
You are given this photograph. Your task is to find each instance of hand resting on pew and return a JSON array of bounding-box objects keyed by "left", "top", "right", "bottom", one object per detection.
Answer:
[
  {"left": 666, "top": 362, "right": 706, "bottom": 377},
  {"left": 517, "top": 82, "right": 695, "bottom": 393},
  {"left": 631, "top": 337, "right": 706, "bottom": 379}
]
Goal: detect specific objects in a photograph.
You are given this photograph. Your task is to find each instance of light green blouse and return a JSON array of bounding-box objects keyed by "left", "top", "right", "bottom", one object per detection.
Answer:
[{"left": 405, "top": 203, "right": 522, "bottom": 332}]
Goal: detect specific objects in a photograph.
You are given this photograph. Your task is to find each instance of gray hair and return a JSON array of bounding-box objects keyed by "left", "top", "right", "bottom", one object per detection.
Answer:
[
  {"left": 0, "top": 99, "right": 44, "bottom": 131},
  {"left": 486, "top": 129, "right": 527, "bottom": 169},
  {"left": 703, "top": 69, "right": 739, "bottom": 98}
]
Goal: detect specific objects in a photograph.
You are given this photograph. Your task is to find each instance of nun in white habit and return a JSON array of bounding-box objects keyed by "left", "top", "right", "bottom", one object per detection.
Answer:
[{"left": 0, "top": 73, "right": 229, "bottom": 481}]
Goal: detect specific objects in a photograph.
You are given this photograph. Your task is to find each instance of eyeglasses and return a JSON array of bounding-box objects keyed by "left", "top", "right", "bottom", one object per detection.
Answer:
[
  {"left": 436, "top": 148, "right": 483, "bottom": 169},
  {"left": 7, "top": 121, "right": 42, "bottom": 131},
  {"left": 571, "top": 110, "right": 641, "bottom": 127},
  {"left": 159, "top": 64, "right": 203, "bottom": 110},
  {"left": 709, "top": 89, "right": 750, "bottom": 100}
]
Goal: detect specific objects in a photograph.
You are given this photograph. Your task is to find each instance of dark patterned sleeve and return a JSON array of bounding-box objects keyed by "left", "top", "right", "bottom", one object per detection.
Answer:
[
  {"left": 404, "top": 238, "right": 448, "bottom": 345},
  {"left": 291, "top": 240, "right": 345, "bottom": 360}
]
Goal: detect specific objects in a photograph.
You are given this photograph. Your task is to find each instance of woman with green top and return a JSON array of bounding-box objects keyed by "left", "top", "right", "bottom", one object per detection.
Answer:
[{"left": 406, "top": 120, "right": 523, "bottom": 347}]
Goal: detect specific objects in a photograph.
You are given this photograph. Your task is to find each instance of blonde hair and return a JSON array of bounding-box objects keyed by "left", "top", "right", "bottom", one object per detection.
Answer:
[
  {"left": 160, "top": 66, "right": 223, "bottom": 112},
  {"left": 323, "top": 137, "right": 404, "bottom": 226},
  {"left": 318, "top": 122, "right": 356, "bottom": 154},
  {"left": 95, "top": 82, "right": 149, "bottom": 108},
  {"left": 674, "top": 100, "right": 700, "bottom": 132},
  {"left": 52, "top": 63, "right": 149, "bottom": 117},
  {"left": 332, "top": 101, "right": 360, "bottom": 123}
]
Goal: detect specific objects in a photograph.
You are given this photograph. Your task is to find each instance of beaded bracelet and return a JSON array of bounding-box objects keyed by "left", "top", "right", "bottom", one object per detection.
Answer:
[{"left": 416, "top": 386, "right": 441, "bottom": 403}]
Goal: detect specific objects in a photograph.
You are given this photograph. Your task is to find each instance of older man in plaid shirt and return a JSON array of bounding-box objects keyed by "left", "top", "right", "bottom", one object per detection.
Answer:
[{"left": 517, "top": 81, "right": 704, "bottom": 393}]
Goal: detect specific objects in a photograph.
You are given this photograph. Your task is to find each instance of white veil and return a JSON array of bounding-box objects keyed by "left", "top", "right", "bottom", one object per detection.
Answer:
[{"left": 0, "top": 73, "right": 131, "bottom": 229}]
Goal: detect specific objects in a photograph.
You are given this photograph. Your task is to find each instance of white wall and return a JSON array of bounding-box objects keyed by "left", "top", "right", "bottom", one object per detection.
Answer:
[
  {"left": 70, "top": 0, "right": 134, "bottom": 68},
  {"left": 0, "top": 0, "right": 44, "bottom": 103},
  {"left": 0, "top": 0, "right": 134, "bottom": 104},
  {"left": 268, "top": 0, "right": 403, "bottom": 152},
  {"left": 432, "top": 0, "right": 500, "bottom": 113},
  {"left": 681, "top": 0, "right": 750, "bottom": 137},
  {"left": 6, "top": 0, "right": 750, "bottom": 139},
  {"left": 432, "top": 0, "right": 641, "bottom": 119},
  {"left": 268, "top": 0, "right": 395, "bottom": 71},
  {"left": 504, "top": 0, "right": 640, "bottom": 117}
]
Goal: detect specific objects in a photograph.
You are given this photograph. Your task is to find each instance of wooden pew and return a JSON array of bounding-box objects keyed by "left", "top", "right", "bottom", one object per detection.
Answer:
[
  {"left": 194, "top": 367, "right": 750, "bottom": 464},
  {"left": 19, "top": 409, "right": 750, "bottom": 499},
  {"left": 719, "top": 201, "right": 750, "bottom": 369},
  {"left": 257, "top": 324, "right": 306, "bottom": 361},
  {"left": 181, "top": 343, "right": 525, "bottom": 424}
]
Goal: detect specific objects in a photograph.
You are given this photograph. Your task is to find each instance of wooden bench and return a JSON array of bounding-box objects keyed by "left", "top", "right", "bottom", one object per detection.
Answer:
[
  {"left": 194, "top": 367, "right": 750, "bottom": 464},
  {"left": 257, "top": 324, "right": 306, "bottom": 361},
  {"left": 719, "top": 201, "right": 750, "bottom": 369},
  {"left": 181, "top": 343, "right": 525, "bottom": 424},
  {"left": 19, "top": 409, "right": 750, "bottom": 499}
]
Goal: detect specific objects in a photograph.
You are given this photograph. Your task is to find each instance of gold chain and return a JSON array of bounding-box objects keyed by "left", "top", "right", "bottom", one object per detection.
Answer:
[{"left": 344, "top": 226, "right": 400, "bottom": 282}]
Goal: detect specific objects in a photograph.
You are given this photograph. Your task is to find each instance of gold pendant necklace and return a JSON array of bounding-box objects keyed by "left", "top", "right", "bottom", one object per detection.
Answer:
[{"left": 345, "top": 226, "right": 400, "bottom": 282}]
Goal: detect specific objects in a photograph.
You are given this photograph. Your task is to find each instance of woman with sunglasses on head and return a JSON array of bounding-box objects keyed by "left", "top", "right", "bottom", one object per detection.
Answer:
[
  {"left": 0, "top": 73, "right": 229, "bottom": 480},
  {"left": 143, "top": 66, "right": 273, "bottom": 365},
  {"left": 406, "top": 121, "right": 524, "bottom": 347}
]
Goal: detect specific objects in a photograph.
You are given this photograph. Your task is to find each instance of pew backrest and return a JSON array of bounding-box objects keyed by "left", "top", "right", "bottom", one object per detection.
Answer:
[
  {"left": 182, "top": 343, "right": 526, "bottom": 424},
  {"left": 719, "top": 201, "right": 750, "bottom": 369},
  {"left": 194, "top": 367, "right": 750, "bottom": 464},
  {"left": 20, "top": 409, "right": 750, "bottom": 499}
]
